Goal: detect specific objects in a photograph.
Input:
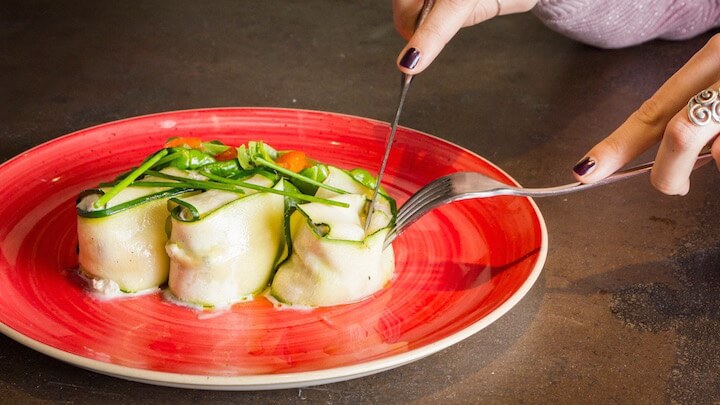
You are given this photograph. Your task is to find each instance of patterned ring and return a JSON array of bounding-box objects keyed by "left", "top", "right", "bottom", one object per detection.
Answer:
[{"left": 688, "top": 88, "right": 720, "bottom": 126}]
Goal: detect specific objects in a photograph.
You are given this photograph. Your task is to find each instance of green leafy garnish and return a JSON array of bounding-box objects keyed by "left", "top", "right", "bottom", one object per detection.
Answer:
[
  {"left": 200, "top": 160, "right": 242, "bottom": 178},
  {"left": 255, "top": 157, "right": 347, "bottom": 195},
  {"left": 79, "top": 139, "right": 383, "bottom": 219},
  {"left": 193, "top": 168, "right": 350, "bottom": 208},
  {"left": 167, "top": 148, "right": 216, "bottom": 169},
  {"left": 349, "top": 168, "right": 378, "bottom": 190},
  {"left": 236, "top": 141, "right": 347, "bottom": 195},
  {"left": 292, "top": 164, "right": 329, "bottom": 195},
  {"left": 237, "top": 141, "right": 278, "bottom": 170},
  {"left": 200, "top": 141, "right": 229, "bottom": 155}
]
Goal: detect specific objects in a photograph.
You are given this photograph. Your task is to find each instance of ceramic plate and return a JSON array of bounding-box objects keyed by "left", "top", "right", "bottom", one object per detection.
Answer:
[{"left": 0, "top": 108, "right": 546, "bottom": 390}]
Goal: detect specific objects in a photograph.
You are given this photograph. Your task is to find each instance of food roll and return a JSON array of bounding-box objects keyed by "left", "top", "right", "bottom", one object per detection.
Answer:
[
  {"left": 76, "top": 170, "right": 194, "bottom": 294},
  {"left": 271, "top": 167, "right": 395, "bottom": 307},
  {"left": 165, "top": 174, "right": 286, "bottom": 308}
]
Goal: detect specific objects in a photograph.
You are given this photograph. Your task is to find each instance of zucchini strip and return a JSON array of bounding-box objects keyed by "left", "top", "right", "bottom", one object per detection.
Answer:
[
  {"left": 98, "top": 181, "right": 197, "bottom": 188},
  {"left": 169, "top": 198, "right": 201, "bottom": 222},
  {"left": 78, "top": 187, "right": 193, "bottom": 218},
  {"left": 154, "top": 169, "right": 350, "bottom": 207},
  {"left": 93, "top": 149, "right": 169, "bottom": 209}
]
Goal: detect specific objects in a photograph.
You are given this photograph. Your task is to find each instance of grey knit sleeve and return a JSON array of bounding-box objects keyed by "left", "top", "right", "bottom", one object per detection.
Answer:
[{"left": 532, "top": 0, "right": 720, "bottom": 48}]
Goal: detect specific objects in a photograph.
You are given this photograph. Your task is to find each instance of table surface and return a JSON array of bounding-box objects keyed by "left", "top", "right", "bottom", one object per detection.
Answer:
[{"left": 2, "top": 1, "right": 719, "bottom": 403}]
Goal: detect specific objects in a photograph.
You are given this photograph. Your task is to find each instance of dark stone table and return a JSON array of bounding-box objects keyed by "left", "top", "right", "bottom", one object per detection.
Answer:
[{"left": 2, "top": 1, "right": 719, "bottom": 403}]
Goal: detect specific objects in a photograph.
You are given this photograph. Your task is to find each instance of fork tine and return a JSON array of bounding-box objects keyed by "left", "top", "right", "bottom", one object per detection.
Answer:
[
  {"left": 386, "top": 174, "right": 458, "bottom": 246},
  {"left": 385, "top": 171, "right": 511, "bottom": 247},
  {"left": 385, "top": 192, "right": 455, "bottom": 246},
  {"left": 395, "top": 175, "right": 453, "bottom": 224},
  {"left": 398, "top": 193, "right": 453, "bottom": 230}
]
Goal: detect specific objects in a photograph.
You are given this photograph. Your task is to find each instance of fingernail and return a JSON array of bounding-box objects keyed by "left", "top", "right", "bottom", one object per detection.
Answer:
[
  {"left": 573, "top": 157, "right": 596, "bottom": 176},
  {"left": 399, "top": 48, "right": 420, "bottom": 69}
]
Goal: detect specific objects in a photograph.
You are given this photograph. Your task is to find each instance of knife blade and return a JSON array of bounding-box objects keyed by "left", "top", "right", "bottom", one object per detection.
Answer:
[{"left": 365, "top": 0, "right": 435, "bottom": 232}]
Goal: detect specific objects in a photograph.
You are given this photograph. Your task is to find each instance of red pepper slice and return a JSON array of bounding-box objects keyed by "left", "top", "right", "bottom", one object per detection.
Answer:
[
  {"left": 165, "top": 137, "right": 203, "bottom": 149},
  {"left": 214, "top": 147, "right": 238, "bottom": 161},
  {"left": 276, "top": 151, "right": 308, "bottom": 173}
]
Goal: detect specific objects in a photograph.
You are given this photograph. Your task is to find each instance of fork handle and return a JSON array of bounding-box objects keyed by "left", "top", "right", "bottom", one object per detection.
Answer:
[{"left": 515, "top": 150, "right": 714, "bottom": 197}]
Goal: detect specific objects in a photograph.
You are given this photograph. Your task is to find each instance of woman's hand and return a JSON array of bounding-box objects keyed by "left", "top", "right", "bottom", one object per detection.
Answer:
[
  {"left": 573, "top": 35, "right": 720, "bottom": 195},
  {"left": 394, "top": 0, "right": 538, "bottom": 74}
]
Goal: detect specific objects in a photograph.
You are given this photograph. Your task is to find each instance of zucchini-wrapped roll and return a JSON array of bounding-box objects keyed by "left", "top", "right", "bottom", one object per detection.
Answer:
[
  {"left": 76, "top": 167, "right": 194, "bottom": 294},
  {"left": 271, "top": 166, "right": 396, "bottom": 307},
  {"left": 166, "top": 174, "right": 286, "bottom": 308}
]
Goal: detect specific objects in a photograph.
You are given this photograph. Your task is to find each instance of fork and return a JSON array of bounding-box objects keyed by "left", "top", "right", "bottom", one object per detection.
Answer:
[{"left": 384, "top": 151, "right": 713, "bottom": 246}]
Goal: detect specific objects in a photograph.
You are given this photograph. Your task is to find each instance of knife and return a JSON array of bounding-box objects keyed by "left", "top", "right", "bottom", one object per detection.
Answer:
[{"left": 365, "top": 0, "right": 435, "bottom": 232}]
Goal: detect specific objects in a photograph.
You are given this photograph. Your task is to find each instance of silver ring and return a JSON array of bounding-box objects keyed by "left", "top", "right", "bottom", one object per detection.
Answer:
[
  {"left": 688, "top": 88, "right": 720, "bottom": 126},
  {"left": 495, "top": 0, "right": 502, "bottom": 17}
]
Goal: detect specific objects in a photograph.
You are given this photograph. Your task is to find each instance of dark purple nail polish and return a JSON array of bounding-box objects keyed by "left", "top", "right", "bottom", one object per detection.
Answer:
[
  {"left": 573, "top": 157, "right": 596, "bottom": 176},
  {"left": 399, "top": 48, "right": 420, "bottom": 69}
]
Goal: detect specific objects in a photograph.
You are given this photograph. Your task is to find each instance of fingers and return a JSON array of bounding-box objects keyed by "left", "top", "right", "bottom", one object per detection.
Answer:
[
  {"left": 393, "top": 0, "right": 426, "bottom": 41},
  {"left": 650, "top": 93, "right": 720, "bottom": 195},
  {"left": 571, "top": 100, "right": 665, "bottom": 180},
  {"left": 397, "top": 0, "right": 484, "bottom": 74},
  {"left": 711, "top": 136, "right": 720, "bottom": 174},
  {"left": 573, "top": 34, "right": 720, "bottom": 188},
  {"left": 394, "top": 0, "right": 538, "bottom": 75}
]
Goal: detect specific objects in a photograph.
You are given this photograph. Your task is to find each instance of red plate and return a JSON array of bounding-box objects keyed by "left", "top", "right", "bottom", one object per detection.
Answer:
[{"left": 0, "top": 108, "right": 546, "bottom": 389}]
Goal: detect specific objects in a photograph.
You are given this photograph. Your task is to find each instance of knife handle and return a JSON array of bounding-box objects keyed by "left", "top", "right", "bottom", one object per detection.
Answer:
[{"left": 415, "top": 0, "right": 435, "bottom": 30}]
